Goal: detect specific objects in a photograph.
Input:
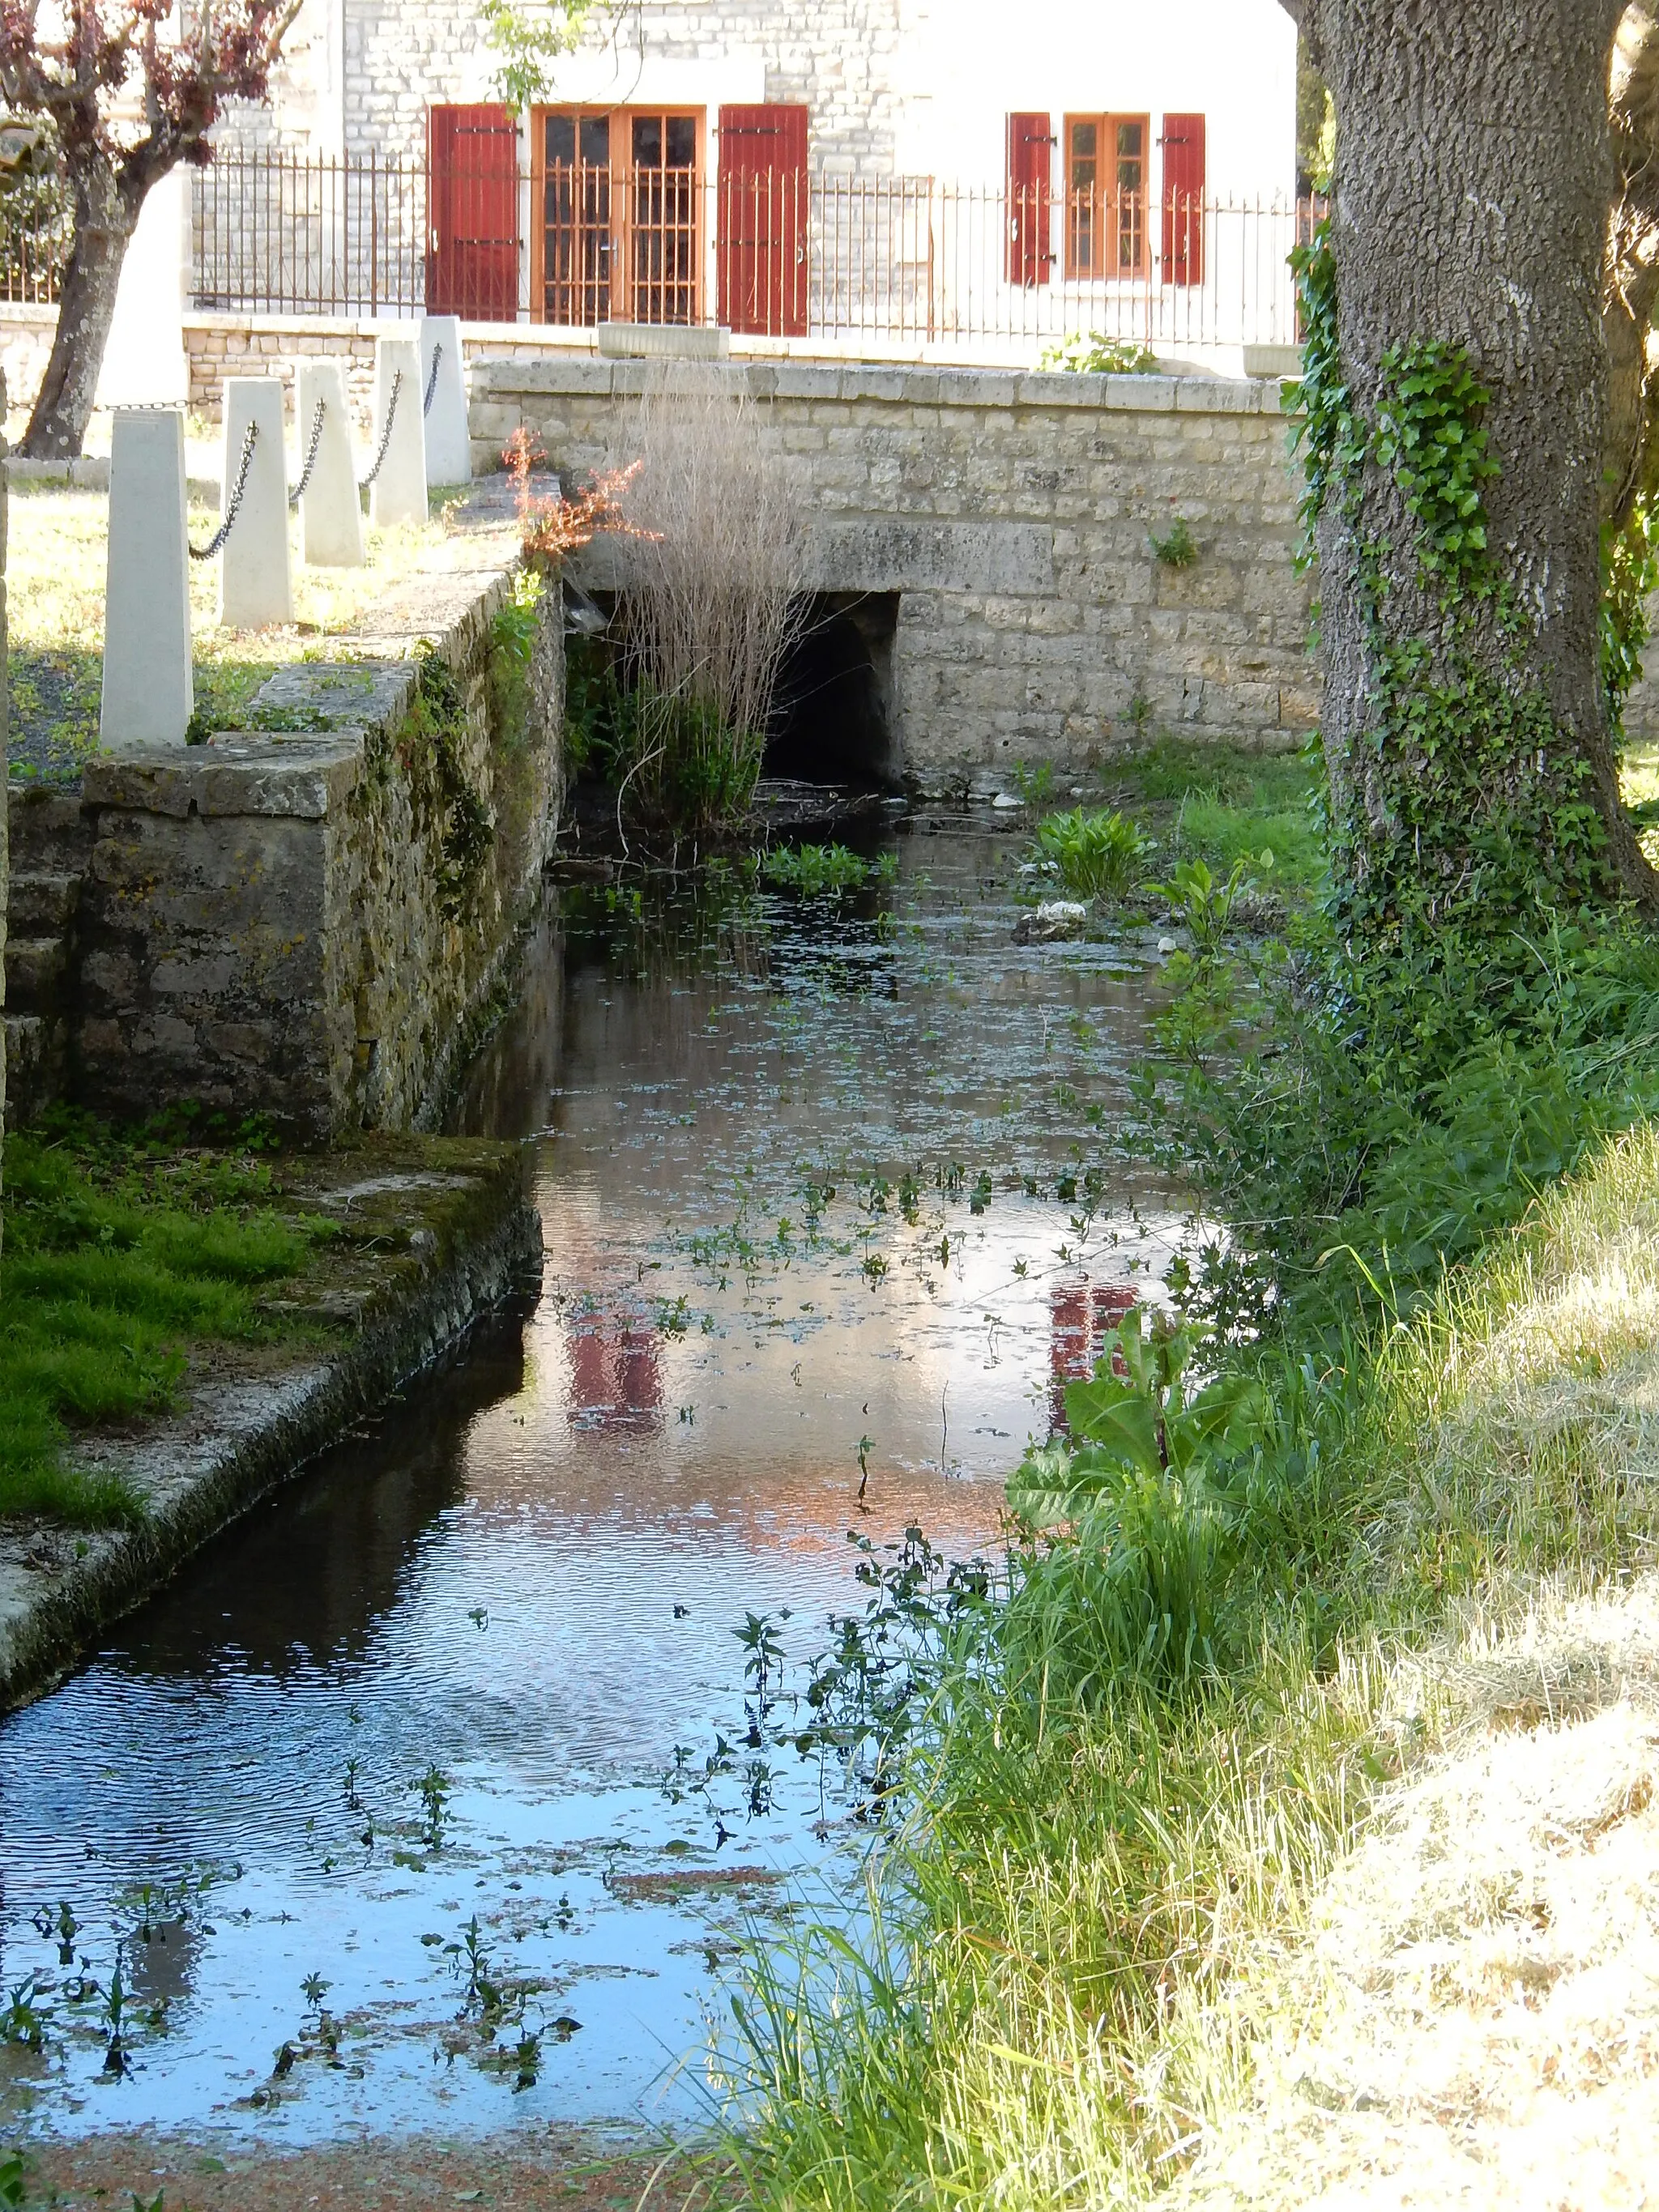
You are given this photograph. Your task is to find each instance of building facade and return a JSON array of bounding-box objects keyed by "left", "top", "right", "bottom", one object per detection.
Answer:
[{"left": 202, "top": 0, "right": 1299, "bottom": 354}]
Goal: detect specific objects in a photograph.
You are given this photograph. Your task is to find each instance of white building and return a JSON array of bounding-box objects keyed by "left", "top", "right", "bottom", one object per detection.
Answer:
[{"left": 198, "top": 0, "right": 1302, "bottom": 360}]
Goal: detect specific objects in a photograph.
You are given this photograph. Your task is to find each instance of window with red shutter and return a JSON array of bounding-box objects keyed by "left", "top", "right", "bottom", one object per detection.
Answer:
[
  {"left": 1160, "top": 113, "right": 1205, "bottom": 287},
  {"left": 718, "top": 104, "right": 808, "bottom": 335},
  {"left": 1005, "top": 112, "right": 1054, "bottom": 287},
  {"left": 427, "top": 104, "right": 519, "bottom": 322}
]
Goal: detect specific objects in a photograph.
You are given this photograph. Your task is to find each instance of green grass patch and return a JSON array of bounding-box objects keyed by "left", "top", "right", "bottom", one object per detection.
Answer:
[{"left": 0, "top": 1115, "right": 328, "bottom": 1524}]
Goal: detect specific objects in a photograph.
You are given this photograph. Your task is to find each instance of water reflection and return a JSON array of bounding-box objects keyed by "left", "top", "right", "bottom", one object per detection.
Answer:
[{"left": 0, "top": 833, "right": 1182, "bottom": 2148}]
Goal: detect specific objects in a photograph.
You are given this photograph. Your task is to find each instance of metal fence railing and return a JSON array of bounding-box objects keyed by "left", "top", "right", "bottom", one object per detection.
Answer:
[{"left": 2, "top": 151, "right": 1321, "bottom": 356}]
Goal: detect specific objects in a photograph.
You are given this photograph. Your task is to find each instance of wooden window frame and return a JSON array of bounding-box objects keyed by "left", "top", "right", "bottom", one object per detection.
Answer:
[
  {"left": 1063, "top": 112, "right": 1150, "bottom": 280},
  {"left": 531, "top": 105, "right": 706, "bottom": 326}
]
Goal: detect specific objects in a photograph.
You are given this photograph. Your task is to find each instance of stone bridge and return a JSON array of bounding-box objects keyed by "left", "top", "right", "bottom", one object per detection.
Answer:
[{"left": 468, "top": 357, "right": 1318, "bottom": 791}]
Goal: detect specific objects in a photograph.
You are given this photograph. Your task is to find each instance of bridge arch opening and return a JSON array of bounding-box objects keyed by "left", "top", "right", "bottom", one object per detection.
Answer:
[{"left": 766, "top": 593, "right": 900, "bottom": 790}]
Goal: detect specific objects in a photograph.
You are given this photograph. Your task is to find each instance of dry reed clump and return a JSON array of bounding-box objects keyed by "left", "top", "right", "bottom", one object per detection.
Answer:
[{"left": 613, "top": 371, "right": 806, "bottom": 829}]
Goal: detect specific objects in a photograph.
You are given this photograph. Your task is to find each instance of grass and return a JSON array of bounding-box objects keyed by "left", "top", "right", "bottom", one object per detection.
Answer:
[
  {"left": 721, "top": 1123, "right": 1659, "bottom": 2207},
  {"left": 0, "top": 1116, "right": 328, "bottom": 1524},
  {"left": 6, "top": 483, "right": 452, "bottom": 784},
  {"left": 1103, "top": 737, "right": 1328, "bottom": 895}
]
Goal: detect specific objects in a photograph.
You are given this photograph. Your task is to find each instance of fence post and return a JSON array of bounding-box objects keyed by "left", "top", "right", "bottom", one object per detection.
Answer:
[
  {"left": 296, "top": 358, "right": 364, "bottom": 567},
  {"left": 219, "top": 376, "right": 294, "bottom": 629},
  {"left": 100, "top": 407, "right": 194, "bottom": 749},
  {"left": 369, "top": 330, "right": 427, "bottom": 527},
  {"left": 420, "top": 313, "right": 471, "bottom": 485}
]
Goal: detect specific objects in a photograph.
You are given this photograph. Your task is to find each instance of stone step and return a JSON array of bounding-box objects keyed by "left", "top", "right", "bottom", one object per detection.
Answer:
[
  {"left": 4, "top": 932, "right": 68, "bottom": 1010},
  {"left": 6, "top": 869, "right": 79, "bottom": 936},
  {"left": 6, "top": 786, "right": 92, "bottom": 876},
  {"left": 2, "top": 1011, "right": 57, "bottom": 1119}
]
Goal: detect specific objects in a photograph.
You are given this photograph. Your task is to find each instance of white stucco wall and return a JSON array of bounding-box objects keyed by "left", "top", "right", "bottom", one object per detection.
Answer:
[{"left": 234, "top": 0, "right": 1295, "bottom": 196}]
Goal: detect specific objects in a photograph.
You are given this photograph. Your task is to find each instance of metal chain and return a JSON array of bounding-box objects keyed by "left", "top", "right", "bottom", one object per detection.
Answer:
[
  {"left": 422, "top": 339, "right": 443, "bottom": 417},
  {"left": 190, "top": 419, "right": 260, "bottom": 561},
  {"left": 288, "top": 398, "right": 327, "bottom": 509},
  {"left": 357, "top": 369, "right": 403, "bottom": 490}
]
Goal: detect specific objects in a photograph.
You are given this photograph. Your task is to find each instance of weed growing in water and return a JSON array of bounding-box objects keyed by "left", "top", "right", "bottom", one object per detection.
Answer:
[
  {"left": 736, "top": 1612, "right": 787, "bottom": 1704},
  {"left": 0, "top": 1978, "right": 49, "bottom": 2054},
  {"left": 760, "top": 844, "right": 896, "bottom": 897},
  {"left": 1034, "top": 807, "right": 1150, "bottom": 902},
  {"left": 414, "top": 1766, "right": 451, "bottom": 1849},
  {"left": 1146, "top": 853, "right": 1257, "bottom": 958}
]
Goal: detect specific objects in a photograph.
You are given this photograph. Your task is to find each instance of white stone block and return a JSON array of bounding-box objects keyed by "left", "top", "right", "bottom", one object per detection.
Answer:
[
  {"left": 420, "top": 313, "right": 471, "bottom": 487},
  {"left": 369, "top": 331, "right": 427, "bottom": 528},
  {"left": 295, "top": 358, "right": 364, "bottom": 568},
  {"left": 218, "top": 377, "right": 293, "bottom": 629},
  {"left": 100, "top": 407, "right": 193, "bottom": 749}
]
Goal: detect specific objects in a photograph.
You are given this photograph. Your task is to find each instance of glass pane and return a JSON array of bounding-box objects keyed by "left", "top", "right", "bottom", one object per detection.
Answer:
[
  {"left": 579, "top": 114, "right": 610, "bottom": 164},
  {"left": 633, "top": 114, "right": 663, "bottom": 166},
  {"left": 1116, "top": 120, "right": 1144, "bottom": 157},
  {"left": 666, "top": 114, "right": 696, "bottom": 168},
  {"left": 1070, "top": 120, "right": 1097, "bottom": 160},
  {"left": 544, "top": 113, "right": 575, "bottom": 165}
]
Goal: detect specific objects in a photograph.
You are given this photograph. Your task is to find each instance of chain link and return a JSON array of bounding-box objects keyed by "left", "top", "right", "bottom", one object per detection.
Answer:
[
  {"left": 357, "top": 369, "right": 403, "bottom": 491},
  {"left": 288, "top": 398, "right": 327, "bottom": 509},
  {"left": 190, "top": 419, "right": 260, "bottom": 561},
  {"left": 422, "top": 340, "right": 443, "bottom": 417}
]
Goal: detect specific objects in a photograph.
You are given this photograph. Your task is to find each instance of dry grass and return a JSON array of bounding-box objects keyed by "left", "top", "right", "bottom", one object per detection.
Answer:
[{"left": 619, "top": 370, "right": 805, "bottom": 747}]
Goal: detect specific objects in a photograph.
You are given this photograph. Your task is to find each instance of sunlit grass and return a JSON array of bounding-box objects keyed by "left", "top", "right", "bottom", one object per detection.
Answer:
[
  {"left": 0, "top": 1119, "right": 328, "bottom": 1524},
  {"left": 6, "top": 483, "right": 453, "bottom": 778},
  {"left": 723, "top": 1123, "right": 1659, "bottom": 2209}
]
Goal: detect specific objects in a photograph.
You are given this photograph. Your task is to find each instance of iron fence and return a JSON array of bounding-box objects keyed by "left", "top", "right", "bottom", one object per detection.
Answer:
[{"left": 3, "top": 149, "right": 1321, "bottom": 355}]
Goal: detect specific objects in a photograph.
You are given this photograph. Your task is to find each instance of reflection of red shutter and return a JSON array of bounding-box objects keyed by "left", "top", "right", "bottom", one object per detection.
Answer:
[
  {"left": 1006, "top": 112, "right": 1053, "bottom": 287},
  {"left": 1160, "top": 113, "right": 1205, "bottom": 287},
  {"left": 718, "top": 104, "right": 808, "bottom": 335},
  {"left": 427, "top": 104, "right": 519, "bottom": 321}
]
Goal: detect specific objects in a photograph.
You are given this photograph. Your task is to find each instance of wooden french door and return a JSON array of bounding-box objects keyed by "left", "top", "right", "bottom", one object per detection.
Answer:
[
  {"left": 426, "top": 104, "right": 519, "bottom": 320},
  {"left": 533, "top": 109, "right": 702, "bottom": 326},
  {"left": 718, "top": 104, "right": 808, "bottom": 335}
]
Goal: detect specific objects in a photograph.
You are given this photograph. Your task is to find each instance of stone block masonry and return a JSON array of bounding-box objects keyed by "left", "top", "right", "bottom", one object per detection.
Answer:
[
  {"left": 472, "top": 357, "right": 1320, "bottom": 776},
  {"left": 11, "top": 521, "right": 565, "bottom": 1141}
]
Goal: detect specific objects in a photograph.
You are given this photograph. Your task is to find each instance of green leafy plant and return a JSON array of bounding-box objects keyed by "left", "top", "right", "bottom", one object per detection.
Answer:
[
  {"left": 1149, "top": 516, "right": 1200, "bottom": 569},
  {"left": 760, "top": 843, "right": 885, "bottom": 895},
  {"left": 1038, "top": 332, "right": 1159, "bottom": 375},
  {"left": 1034, "top": 807, "right": 1150, "bottom": 901},
  {"left": 1146, "top": 854, "right": 1255, "bottom": 957}
]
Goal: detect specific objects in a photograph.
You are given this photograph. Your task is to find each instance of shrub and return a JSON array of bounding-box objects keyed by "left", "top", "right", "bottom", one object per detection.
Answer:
[{"left": 1038, "top": 332, "right": 1160, "bottom": 374}]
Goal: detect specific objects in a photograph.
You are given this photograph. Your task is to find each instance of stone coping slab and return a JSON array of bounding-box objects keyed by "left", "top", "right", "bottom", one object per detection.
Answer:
[
  {"left": 473, "top": 355, "right": 1281, "bottom": 414},
  {"left": 0, "top": 1136, "right": 543, "bottom": 1713}
]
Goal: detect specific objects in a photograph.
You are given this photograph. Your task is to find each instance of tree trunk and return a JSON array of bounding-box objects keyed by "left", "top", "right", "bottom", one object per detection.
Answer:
[
  {"left": 20, "top": 153, "right": 139, "bottom": 461},
  {"left": 1295, "top": 0, "right": 1658, "bottom": 927}
]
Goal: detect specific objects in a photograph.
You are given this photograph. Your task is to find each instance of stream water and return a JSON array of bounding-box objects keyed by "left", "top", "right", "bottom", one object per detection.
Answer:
[{"left": 0, "top": 827, "right": 1181, "bottom": 2153}]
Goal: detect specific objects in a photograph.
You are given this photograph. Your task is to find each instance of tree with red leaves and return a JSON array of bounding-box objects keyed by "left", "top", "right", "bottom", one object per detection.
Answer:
[{"left": 0, "top": 0, "right": 301, "bottom": 458}]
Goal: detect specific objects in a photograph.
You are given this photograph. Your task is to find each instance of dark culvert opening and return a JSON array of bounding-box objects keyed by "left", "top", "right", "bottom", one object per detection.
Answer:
[{"left": 766, "top": 592, "right": 900, "bottom": 790}]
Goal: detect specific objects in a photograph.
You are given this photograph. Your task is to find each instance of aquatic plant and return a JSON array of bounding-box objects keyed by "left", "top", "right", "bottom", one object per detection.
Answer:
[
  {"left": 1145, "top": 852, "right": 1256, "bottom": 958},
  {"left": 414, "top": 1765, "right": 451, "bottom": 1849},
  {"left": 1034, "top": 807, "right": 1150, "bottom": 901},
  {"left": 760, "top": 843, "right": 893, "bottom": 896}
]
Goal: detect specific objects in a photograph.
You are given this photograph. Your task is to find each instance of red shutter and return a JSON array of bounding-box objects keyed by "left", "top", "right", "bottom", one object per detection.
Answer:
[
  {"left": 1006, "top": 112, "right": 1054, "bottom": 286},
  {"left": 1160, "top": 113, "right": 1205, "bottom": 288},
  {"left": 718, "top": 104, "right": 809, "bottom": 335},
  {"left": 427, "top": 104, "right": 519, "bottom": 322}
]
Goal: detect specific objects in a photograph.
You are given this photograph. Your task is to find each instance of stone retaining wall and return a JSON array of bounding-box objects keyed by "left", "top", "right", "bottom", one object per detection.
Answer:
[
  {"left": 474, "top": 356, "right": 1318, "bottom": 775},
  {"left": 6, "top": 525, "right": 565, "bottom": 1140}
]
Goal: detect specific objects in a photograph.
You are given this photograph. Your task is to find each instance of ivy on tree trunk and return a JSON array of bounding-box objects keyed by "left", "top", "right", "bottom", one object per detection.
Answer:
[{"left": 1283, "top": 0, "right": 1659, "bottom": 965}]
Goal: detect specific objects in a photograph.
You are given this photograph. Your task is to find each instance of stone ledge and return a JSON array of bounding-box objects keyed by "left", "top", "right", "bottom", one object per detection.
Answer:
[
  {"left": 0, "top": 1138, "right": 543, "bottom": 1714},
  {"left": 83, "top": 733, "right": 366, "bottom": 820},
  {"left": 473, "top": 355, "right": 1282, "bottom": 417}
]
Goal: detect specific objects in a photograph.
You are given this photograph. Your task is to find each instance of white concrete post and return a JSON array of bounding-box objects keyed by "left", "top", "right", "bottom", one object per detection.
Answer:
[
  {"left": 96, "top": 170, "right": 189, "bottom": 408},
  {"left": 420, "top": 313, "right": 472, "bottom": 487},
  {"left": 100, "top": 407, "right": 193, "bottom": 750},
  {"left": 218, "top": 377, "right": 294, "bottom": 629},
  {"left": 368, "top": 331, "right": 427, "bottom": 529},
  {"left": 295, "top": 358, "right": 364, "bottom": 567}
]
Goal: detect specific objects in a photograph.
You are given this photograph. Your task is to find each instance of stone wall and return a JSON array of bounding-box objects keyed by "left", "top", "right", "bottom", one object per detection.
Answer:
[
  {"left": 474, "top": 356, "right": 1317, "bottom": 777},
  {"left": 6, "top": 526, "right": 565, "bottom": 1140}
]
